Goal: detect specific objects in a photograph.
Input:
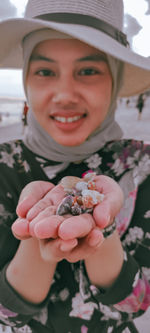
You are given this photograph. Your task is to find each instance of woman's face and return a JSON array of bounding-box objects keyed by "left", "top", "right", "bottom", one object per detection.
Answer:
[{"left": 26, "top": 39, "right": 112, "bottom": 146}]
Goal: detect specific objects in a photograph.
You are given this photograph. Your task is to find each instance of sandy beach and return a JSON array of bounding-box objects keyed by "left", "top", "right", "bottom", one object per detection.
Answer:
[
  {"left": 116, "top": 97, "right": 150, "bottom": 143},
  {"left": 0, "top": 98, "right": 150, "bottom": 332}
]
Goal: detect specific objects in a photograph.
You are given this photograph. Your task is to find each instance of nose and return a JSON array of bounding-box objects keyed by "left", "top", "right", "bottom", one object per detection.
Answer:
[{"left": 52, "top": 77, "right": 79, "bottom": 105}]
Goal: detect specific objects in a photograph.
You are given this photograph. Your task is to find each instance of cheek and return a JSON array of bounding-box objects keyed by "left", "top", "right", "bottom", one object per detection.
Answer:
[
  {"left": 91, "top": 81, "right": 112, "bottom": 126},
  {"left": 92, "top": 81, "right": 112, "bottom": 112}
]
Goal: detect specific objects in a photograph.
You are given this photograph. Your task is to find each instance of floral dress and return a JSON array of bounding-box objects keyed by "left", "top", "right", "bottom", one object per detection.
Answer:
[{"left": 0, "top": 139, "right": 149, "bottom": 333}]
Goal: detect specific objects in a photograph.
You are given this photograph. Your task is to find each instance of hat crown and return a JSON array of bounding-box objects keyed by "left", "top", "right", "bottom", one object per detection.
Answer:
[{"left": 25, "top": 0, "right": 124, "bottom": 31}]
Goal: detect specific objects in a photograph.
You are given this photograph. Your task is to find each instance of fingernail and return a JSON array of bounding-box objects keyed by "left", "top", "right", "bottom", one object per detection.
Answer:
[
  {"left": 89, "top": 234, "right": 104, "bottom": 247},
  {"left": 60, "top": 239, "right": 78, "bottom": 252}
]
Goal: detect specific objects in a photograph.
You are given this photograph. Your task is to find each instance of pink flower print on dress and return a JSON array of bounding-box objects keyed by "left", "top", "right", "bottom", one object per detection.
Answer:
[
  {"left": 140, "top": 277, "right": 150, "bottom": 311},
  {"left": 114, "top": 277, "right": 146, "bottom": 313},
  {"left": 69, "top": 293, "right": 98, "bottom": 320},
  {"left": 0, "top": 304, "right": 17, "bottom": 319},
  {"left": 116, "top": 188, "right": 138, "bottom": 237},
  {"left": 81, "top": 325, "right": 88, "bottom": 333}
]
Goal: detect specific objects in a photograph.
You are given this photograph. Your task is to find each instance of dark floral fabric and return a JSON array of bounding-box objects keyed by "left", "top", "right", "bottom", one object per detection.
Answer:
[{"left": 0, "top": 139, "right": 149, "bottom": 332}]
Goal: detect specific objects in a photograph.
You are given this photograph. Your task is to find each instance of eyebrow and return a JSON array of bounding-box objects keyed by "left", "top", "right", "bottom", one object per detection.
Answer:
[
  {"left": 30, "top": 54, "right": 55, "bottom": 62},
  {"left": 30, "top": 53, "right": 107, "bottom": 63},
  {"left": 77, "top": 54, "right": 108, "bottom": 63}
]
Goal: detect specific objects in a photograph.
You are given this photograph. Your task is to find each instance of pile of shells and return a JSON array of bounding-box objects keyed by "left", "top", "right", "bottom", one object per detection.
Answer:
[{"left": 56, "top": 172, "right": 104, "bottom": 216}]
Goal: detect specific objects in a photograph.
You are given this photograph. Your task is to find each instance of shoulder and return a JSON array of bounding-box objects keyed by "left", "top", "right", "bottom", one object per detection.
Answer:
[
  {"left": 0, "top": 139, "right": 23, "bottom": 152},
  {"left": 85, "top": 139, "right": 150, "bottom": 172},
  {"left": 0, "top": 140, "right": 32, "bottom": 175},
  {"left": 93, "top": 139, "right": 150, "bottom": 182},
  {"left": 0, "top": 139, "right": 24, "bottom": 167},
  {"left": 107, "top": 139, "right": 150, "bottom": 185},
  {"left": 102, "top": 139, "right": 150, "bottom": 159}
]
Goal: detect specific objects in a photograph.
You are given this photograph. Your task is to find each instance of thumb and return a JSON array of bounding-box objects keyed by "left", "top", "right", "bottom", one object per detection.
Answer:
[
  {"left": 93, "top": 175, "right": 124, "bottom": 228},
  {"left": 12, "top": 218, "right": 31, "bottom": 240}
]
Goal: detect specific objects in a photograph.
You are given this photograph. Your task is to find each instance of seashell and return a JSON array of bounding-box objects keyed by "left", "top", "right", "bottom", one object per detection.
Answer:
[
  {"left": 56, "top": 195, "right": 74, "bottom": 215},
  {"left": 83, "top": 172, "right": 96, "bottom": 181},
  {"left": 58, "top": 174, "right": 104, "bottom": 216},
  {"left": 76, "top": 196, "right": 83, "bottom": 206},
  {"left": 82, "top": 189, "right": 104, "bottom": 208},
  {"left": 56, "top": 203, "right": 70, "bottom": 216},
  {"left": 75, "top": 181, "right": 88, "bottom": 192},
  {"left": 71, "top": 203, "right": 83, "bottom": 216},
  {"left": 60, "top": 176, "right": 81, "bottom": 192},
  {"left": 82, "top": 196, "right": 95, "bottom": 209},
  {"left": 87, "top": 180, "right": 96, "bottom": 190}
]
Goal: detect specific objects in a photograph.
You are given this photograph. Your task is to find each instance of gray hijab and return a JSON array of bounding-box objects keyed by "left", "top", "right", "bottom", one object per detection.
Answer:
[{"left": 23, "top": 29, "right": 124, "bottom": 162}]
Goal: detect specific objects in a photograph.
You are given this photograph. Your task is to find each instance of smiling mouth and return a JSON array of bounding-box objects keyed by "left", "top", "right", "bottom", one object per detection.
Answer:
[{"left": 51, "top": 114, "right": 86, "bottom": 123}]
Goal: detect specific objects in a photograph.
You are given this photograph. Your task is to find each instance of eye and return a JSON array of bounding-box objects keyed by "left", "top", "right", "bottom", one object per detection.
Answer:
[
  {"left": 35, "top": 69, "right": 56, "bottom": 77},
  {"left": 78, "top": 67, "right": 100, "bottom": 76}
]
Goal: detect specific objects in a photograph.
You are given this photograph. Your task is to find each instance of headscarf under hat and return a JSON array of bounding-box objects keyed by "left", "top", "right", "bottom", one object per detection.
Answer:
[{"left": 22, "top": 29, "right": 124, "bottom": 162}]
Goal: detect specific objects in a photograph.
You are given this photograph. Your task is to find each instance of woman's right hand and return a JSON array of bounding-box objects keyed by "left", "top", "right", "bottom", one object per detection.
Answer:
[{"left": 12, "top": 180, "right": 60, "bottom": 239}]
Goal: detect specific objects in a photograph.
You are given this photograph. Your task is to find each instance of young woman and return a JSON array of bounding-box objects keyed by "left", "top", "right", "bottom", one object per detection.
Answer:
[{"left": 0, "top": 0, "right": 150, "bottom": 332}]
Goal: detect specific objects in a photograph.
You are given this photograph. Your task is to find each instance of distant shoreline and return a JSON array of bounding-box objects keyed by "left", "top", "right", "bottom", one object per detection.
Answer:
[
  {"left": 0, "top": 96, "right": 25, "bottom": 102},
  {"left": 0, "top": 99, "right": 23, "bottom": 118}
]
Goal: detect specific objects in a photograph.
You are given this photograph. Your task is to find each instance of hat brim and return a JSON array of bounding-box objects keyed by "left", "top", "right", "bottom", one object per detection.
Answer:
[{"left": 0, "top": 17, "right": 150, "bottom": 97}]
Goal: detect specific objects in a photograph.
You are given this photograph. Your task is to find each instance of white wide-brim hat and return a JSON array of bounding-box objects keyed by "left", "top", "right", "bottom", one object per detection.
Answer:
[{"left": 0, "top": 0, "right": 150, "bottom": 97}]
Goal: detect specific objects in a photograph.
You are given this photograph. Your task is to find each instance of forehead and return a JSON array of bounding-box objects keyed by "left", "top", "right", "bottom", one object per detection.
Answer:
[{"left": 31, "top": 38, "right": 107, "bottom": 60}]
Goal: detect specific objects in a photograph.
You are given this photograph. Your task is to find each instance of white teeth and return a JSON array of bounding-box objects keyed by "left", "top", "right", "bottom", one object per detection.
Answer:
[
  {"left": 54, "top": 115, "right": 82, "bottom": 123},
  {"left": 55, "top": 116, "right": 66, "bottom": 123}
]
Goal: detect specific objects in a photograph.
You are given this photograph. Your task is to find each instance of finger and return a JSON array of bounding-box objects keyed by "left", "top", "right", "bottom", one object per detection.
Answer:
[
  {"left": 39, "top": 232, "right": 102, "bottom": 263},
  {"left": 59, "top": 239, "right": 78, "bottom": 252},
  {"left": 11, "top": 218, "right": 31, "bottom": 240},
  {"left": 33, "top": 215, "right": 65, "bottom": 239},
  {"left": 26, "top": 184, "right": 65, "bottom": 221},
  {"left": 93, "top": 200, "right": 112, "bottom": 228},
  {"left": 63, "top": 237, "right": 100, "bottom": 263},
  {"left": 47, "top": 184, "right": 66, "bottom": 206},
  {"left": 17, "top": 181, "right": 54, "bottom": 218},
  {"left": 26, "top": 205, "right": 56, "bottom": 227},
  {"left": 86, "top": 227, "right": 104, "bottom": 247},
  {"left": 95, "top": 175, "right": 124, "bottom": 211},
  {"left": 39, "top": 238, "right": 77, "bottom": 262},
  {"left": 58, "top": 213, "right": 94, "bottom": 240},
  {"left": 26, "top": 198, "right": 54, "bottom": 221},
  {"left": 94, "top": 175, "right": 124, "bottom": 227},
  {"left": 27, "top": 206, "right": 56, "bottom": 237},
  {"left": 39, "top": 238, "right": 62, "bottom": 262}
]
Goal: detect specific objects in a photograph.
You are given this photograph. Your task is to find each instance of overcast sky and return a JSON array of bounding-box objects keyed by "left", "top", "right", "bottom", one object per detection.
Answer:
[{"left": 0, "top": 0, "right": 150, "bottom": 98}]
